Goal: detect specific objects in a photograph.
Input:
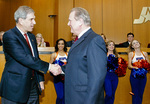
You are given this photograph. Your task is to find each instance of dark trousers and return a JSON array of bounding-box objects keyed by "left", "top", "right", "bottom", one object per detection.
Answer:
[
  {"left": 130, "top": 74, "right": 147, "bottom": 104},
  {"left": 54, "top": 81, "right": 65, "bottom": 104},
  {"left": 1, "top": 78, "right": 39, "bottom": 104},
  {"left": 104, "top": 72, "right": 118, "bottom": 104}
]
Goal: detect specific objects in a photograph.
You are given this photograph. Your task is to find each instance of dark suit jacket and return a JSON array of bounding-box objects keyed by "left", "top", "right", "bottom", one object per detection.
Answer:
[
  {"left": 147, "top": 43, "right": 150, "bottom": 48},
  {"left": 118, "top": 41, "right": 129, "bottom": 47},
  {"left": 62, "top": 28, "right": 107, "bottom": 104},
  {"left": 67, "top": 40, "right": 73, "bottom": 47},
  {"left": 0, "top": 41, "right": 2, "bottom": 46},
  {"left": 0, "top": 27, "right": 49, "bottom": 103}
]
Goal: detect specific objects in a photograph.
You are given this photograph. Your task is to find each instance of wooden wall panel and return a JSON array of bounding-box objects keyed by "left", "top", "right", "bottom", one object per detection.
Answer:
[
  {"left": 75, "top": 0, "right": 103, "bottom": 35},
  {"left": 9, "top": 0, "right": 32, "bottom": 29},
  {"left": 57, "top": 0, "right": 74, "bottom": 42},
  {"left": 31, "top": 0, "right": 57, "bottom": 47},
  {"left": 0, "top": 0, "right": 57, "bottom": 47},
  {"left": 0, "top": 0, "right": 11, "bottom": 31},
  {"left": 1, "top": 0, "right": 150, "bottom": 47},
  {"left": 103, "top": 0, "right": 133, "bottom": 44},
  {"left": 132, "top": 0, "right": 150, "bottom": 48}
]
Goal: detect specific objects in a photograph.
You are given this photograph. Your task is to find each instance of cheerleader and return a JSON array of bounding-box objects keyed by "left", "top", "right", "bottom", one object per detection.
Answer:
[
  {"left": 104, "top": 40, "right": 119, "bottom": 104},
  {"left": 49, "top": 38, "right": 68, "bottom": 104},
  {"left": 128, "top": 40, "right": 149, "bottom": 104}
]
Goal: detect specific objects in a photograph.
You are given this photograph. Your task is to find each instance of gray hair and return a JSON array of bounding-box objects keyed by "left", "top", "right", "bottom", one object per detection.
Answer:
[
  {"left": 14, "top": 6, "right": 34, "bottom": 23},
  {"left": 71, "top": 7, "right": 91, "bottom": 26}
]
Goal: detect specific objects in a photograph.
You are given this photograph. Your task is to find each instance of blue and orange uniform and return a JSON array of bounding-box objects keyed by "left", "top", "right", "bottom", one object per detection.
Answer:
[
  {"left": 130, "top": 51, "right": 147, "bottom": 104},
  {"left": 104, "top": 54, "right": 118, "bottom": 104},
  {"left": 53, "top": 52, "right": 67, "bottom": 104}
]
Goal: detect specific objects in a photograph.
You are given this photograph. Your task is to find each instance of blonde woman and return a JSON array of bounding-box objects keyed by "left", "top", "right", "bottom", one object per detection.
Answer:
[
  {"left": 128, "top": 40, "right": 149, "bottom": 104},
  {"left": 36, "top": 33, "right": 46, "bottom": 47}
]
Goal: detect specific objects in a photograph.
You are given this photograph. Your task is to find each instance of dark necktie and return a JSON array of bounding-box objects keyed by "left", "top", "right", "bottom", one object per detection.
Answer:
[
  {"left": 74, "top": 36, "right": 78, "bottom": 43},
  {"left": 24, "top": 33, "right": 34, "bottom": 76}
]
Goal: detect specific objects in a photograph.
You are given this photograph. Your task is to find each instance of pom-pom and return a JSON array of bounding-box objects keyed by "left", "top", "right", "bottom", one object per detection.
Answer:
[
  {"left": 131, "top": 59, "right": 150, "bottom": 78},
  {"left": 107, "top": 54, "right": 118, "bottom": 72},
  {"left": 132, "top": 68, "right": 147, "bottom": 78},
  {"left": 133, "top": 59, "right": 150, "bottom": 71},
  {"left": 53, "top": 60, "right": 64, "bottom": 66},
  {"left": 115, "top": 57, "right": 128, "bottom": 77},
  {"left": 140, "top": 60, "right": 150, "bottom": 71}
]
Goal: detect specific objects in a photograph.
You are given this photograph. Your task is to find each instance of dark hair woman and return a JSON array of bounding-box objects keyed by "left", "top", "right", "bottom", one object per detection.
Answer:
[{"left": 49, "top": 38, "right": 68, "bottom": 104}]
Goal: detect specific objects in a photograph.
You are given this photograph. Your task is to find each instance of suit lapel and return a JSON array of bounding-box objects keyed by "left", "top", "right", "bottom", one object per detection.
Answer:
[
  {"left": 68, "top": 36, "right": 84, "bottom": 55},
  {"left": 68, "top": 28, "right": 92, "bottom": 57},
  {"left": 12, "top": 27, "right": 30, "bottom": 49},
  {"left": 12, "top": 27, "right": 37, "bottom": 57}
]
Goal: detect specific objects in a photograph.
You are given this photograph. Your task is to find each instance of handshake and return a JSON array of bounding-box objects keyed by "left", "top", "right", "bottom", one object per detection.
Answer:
[{"left": 49, "top": 64, "right": 63, "bottom": 76}]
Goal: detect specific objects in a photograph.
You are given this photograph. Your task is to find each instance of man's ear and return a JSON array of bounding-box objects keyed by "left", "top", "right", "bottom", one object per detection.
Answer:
[
  {"left": 79, "top": 18, "right": 84, "bottom": 26},
  {"left": 19, "top": 18, "right": 23, "bottom": 25}
]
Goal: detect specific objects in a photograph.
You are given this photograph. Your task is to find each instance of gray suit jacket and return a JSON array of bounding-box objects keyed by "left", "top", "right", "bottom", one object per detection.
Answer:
[{"left": 62, "top": 28, "right": 107, "bottom": 104}]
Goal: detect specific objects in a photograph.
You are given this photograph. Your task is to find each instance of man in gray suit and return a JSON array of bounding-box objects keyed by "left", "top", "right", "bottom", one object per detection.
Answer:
[{"left": 62, "top": 7, "right": 107, "bottom": 104}]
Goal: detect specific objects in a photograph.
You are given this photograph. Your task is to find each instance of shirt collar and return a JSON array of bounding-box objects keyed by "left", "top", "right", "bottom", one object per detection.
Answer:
[
  {"left": 128, "top": 41, "right": 131, "bottom": 44},
  {"left": 78, "top": 27, "right": 91, "bottom": 39},
  {"left": 16, "top": 26, "right": 27, "bottom": 37}
]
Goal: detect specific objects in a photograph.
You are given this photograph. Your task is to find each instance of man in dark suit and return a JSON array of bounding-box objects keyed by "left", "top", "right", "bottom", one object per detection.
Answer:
[
  {"left": 0, "top": 31, "right": 4, "bottom": 46},
  {"left": 148, "top": 43, "right": 150, "bottom": 48},
  {"left": 117, "top": 32, "right": 134, "bottom": 47},
  {"left": 66, "top": 33, "right": 77, "bottom": 47},
  {"left": 0, "top": 6, "right": 61, "bottom": 104},
  {"left": 62, "top": 7, "right": 107, "bottom": 104}
]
